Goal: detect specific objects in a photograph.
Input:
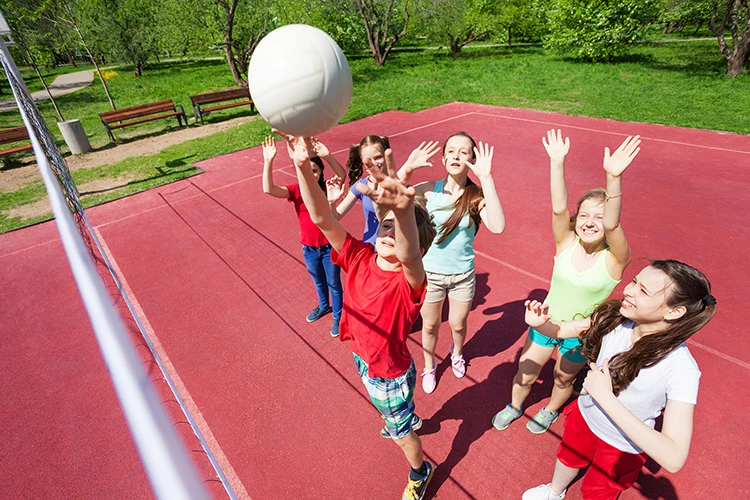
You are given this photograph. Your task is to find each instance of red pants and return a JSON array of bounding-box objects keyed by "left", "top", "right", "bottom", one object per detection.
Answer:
[{"left": 557, "top": 400, "right": 646, "bottom": 500}]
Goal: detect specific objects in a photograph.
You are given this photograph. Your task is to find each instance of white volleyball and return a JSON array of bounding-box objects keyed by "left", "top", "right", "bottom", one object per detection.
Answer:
[{"left": 248, "top": 24, "right": 353, "bottom": 137}]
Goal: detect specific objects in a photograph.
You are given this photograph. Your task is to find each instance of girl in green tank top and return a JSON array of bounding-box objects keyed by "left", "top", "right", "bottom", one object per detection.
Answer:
[
  {"left": 405, "top": 132, "right": 507, "bottom": 395},
  {"left": 492, "top": 129, "right": 641, "bottom": 435}
]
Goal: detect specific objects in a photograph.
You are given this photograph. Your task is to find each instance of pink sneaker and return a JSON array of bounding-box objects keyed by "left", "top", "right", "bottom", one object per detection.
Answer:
[
  {"left": 449, "top": 344, "right": 466, "bottom": 378},
  {"left": 422, "top": 367, "right": 437, "bottom": 394}
]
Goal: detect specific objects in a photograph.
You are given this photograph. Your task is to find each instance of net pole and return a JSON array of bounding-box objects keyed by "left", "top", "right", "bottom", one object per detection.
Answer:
[{"left": 0, "top": 37, "right": 209, "bottom": 500}]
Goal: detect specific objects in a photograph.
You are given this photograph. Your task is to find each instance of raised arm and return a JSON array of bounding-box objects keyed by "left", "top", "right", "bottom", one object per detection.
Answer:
[
  {"left": 276, "top": 131, "right": 347, "bottom": 252},
  {"left": 601, "top": 135, "right": 640, "bottom": 279},
  {"left": 469, "top": 141, "right": 506, "bottom": 234},
  {"left": 583, "top": 361, "right": 695, "bottom": 473},
  {"left": 524, "top": 300, "right": 591, "bottom": 339},
  {"left": 395, "top": 141, "right": 440, "bottom": 181},
  {"left": 312, "top": 137, "right": 347, "bottom": 179},
  {"left": 356, "top": 150, "right": 425, "bottom": 290},
  {"left": 542, "top": 129, "right": 575, "bottom": 250},
  {"left": 261, "top": 136, "right": 289, "bottom": 199},
  {"left": 330, "top": 190, "right": 359, "bottom": 220}
]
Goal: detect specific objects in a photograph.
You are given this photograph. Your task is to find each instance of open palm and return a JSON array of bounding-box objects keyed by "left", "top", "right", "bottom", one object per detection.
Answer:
[
  {"left": 603, "top": 135, "right": 641, "bottom": 178},
  {"left": 465, "top": 141, "right": 494, "bottom": 179}
]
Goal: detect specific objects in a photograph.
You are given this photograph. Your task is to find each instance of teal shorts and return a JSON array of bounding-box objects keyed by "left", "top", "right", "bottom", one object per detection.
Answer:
[{"left": 528, "top": 327, "right": 587, "bottom": 363}]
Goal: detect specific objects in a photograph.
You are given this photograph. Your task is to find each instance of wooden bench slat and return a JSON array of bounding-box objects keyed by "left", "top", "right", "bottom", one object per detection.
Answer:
[
  {"left": 108, "top": 111, "right": 185, "bottom": 130},
  {"left": 0, "top": 144, "right": 33, "bottom": 155},
  {"left": 98, "top": 99, "right": 187, "bottom": 142},
  {"left": 190, "top": 88, "right": 249, "bottom": 106},
  {"left": 0, "top": 126, "right": 30, "bottom": 144},
  {"left": 202, "top": 101, "right": 254, "bottom": 113},
  {"left": 188, "top": 88, "right": 254, "bottom": 124}
]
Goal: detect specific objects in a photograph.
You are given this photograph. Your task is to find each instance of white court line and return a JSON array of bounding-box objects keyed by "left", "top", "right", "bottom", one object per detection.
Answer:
[
  {"left": 95, "top": 228, "right": 251, "bottom": 500},
  {"left": 0, "top": 237, "right": 57, "bottom": 259},
  {"left": 474, "top": 250, "right": 551, "bottom": 284},
  {"left": 472, "top": 111, "right": 750, "bottom": 155}
]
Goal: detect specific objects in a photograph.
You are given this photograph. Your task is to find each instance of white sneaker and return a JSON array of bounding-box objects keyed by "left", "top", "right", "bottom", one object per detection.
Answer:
[{"left": 522, "top": 484, "right": 566, "bottom": 500}]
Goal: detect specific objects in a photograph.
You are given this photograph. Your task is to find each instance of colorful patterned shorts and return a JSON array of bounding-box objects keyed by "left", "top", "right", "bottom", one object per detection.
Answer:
[{"left": 353, "top": 353, "right": 417, "bottom": 439}]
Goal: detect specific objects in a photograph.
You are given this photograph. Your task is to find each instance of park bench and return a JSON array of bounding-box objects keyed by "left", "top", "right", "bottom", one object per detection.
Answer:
[
  {"left": 99, "top": 99, "right": 187, "bottom": 143},
  {"left": 189, "top": 87, "right": 254, "bottom": 124},
  {"left": 0, "top": 126, "right": 33, "bottom": 157}
]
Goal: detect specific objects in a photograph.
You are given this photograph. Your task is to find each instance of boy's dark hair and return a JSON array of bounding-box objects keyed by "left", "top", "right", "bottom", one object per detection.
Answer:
[
  {"left": 310, "top": 156, "right": 326, "bottom": 192},
  {"left": 580, "top": 259, "right": 715, "bottom": 396},
  {"left": 376, "top": 203, "right": 437, "bottom": 255},
  {"left": 347, "top": 135, "right": 390, "bottom": 186}
]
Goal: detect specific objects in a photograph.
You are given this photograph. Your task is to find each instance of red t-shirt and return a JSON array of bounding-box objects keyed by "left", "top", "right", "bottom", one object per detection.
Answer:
[
  {"left": 331, "top": 233, "right": 426, "bottom": 379},
  {"left": 286, "top": 183, "right": 329, "bottom": 247}
]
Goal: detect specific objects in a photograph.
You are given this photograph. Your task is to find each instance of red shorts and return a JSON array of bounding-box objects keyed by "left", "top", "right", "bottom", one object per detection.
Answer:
[{"left": 557, "top": 400, "right": 646, "bottom": 500}]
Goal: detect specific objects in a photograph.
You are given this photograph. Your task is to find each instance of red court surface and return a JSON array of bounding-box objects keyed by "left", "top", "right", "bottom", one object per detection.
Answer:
[{"left": 2, "top": 102, "right": 749, "bottom": 499}]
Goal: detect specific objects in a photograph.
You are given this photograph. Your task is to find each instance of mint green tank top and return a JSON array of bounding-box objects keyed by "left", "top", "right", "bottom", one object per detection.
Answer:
[
  {"left": 545, "top": 236, "right": 620, "bottom": 321},
  {"left": 422, "top": 179, "right": 477, "bottom": 275}
]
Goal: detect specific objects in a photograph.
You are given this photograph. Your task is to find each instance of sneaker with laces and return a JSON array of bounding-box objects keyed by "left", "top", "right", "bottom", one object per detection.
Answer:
[
  {"left": 526, "top": 406, "right": 559, "bottom": 434},
  {"left": 330, "top": 317, "right": 340, "bottom": 337},
  {"left": 421, "top": 367, "right": 437, "bottom": 394},
  {"left": 402, "top": 460, "right": 434, "bottom": 500},
  {"left": 522, "top": 483, "right": 566, "bottom": 500},
  {"left": 492, "top": 404, "right": 522, "bottom": 431},
  {"left": 449, "top": 343, "right": 466, "bottom": 378},
  {"left": 306, "top": 305, "right": 332, "bottom": 323},
  {"left": 380, "top": 414, "right": 422, "bottom": 438}
]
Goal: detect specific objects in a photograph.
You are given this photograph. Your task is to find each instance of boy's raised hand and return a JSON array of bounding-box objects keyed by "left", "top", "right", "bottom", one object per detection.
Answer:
[
  {"left": 326, "top": 175, "right": 346, "bottom": 202},
  {"left": 356, "top": 149, "right": 416, "bottom": 212},
  {"left": 542, "top": 129, "right": 570, "bottom": 161},
  {"left": 524, "top": 300, "right": 551, "bottom": 328},
  {"left": 603, "top": 135, "right": 641, "bottom": 178},
  {"left": 262, "top": 136, "right": 277, "bottom": 161},
  {"left": 273, "top": 129, "right": 313, "bottom": 167},
  {"left": 311, "top": 137, "right": 330, "bottom": 158},
  {"left": 465, "top": 141, "right": 495, "bottom": 180}
]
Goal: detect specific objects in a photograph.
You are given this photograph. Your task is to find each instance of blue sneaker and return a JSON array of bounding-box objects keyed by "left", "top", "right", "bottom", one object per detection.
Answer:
[
  {"left": 331, "top": 317, "right": 340, "bottom": 337},
  {"left": 306, "top": 305, "right": 332, "bottom": 323}
]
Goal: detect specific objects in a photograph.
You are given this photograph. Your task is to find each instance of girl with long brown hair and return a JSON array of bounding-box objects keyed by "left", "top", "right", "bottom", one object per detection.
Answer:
[
  {"left": 492, "top": 130, "right": 640, "bottom": 434},
  {"left": 521, "top": 260, "right": 716, "bottom": 500},
  {"left": 409, "top": 131, "right": 507, "bottom": 394}
]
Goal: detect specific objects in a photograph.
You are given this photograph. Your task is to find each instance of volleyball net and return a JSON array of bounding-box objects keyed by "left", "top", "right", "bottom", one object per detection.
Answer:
[{"left": 0, "top": 39, "right": 237, "bottom": 500}]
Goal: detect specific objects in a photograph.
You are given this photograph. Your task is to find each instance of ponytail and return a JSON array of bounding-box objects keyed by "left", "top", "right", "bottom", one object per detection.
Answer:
[{"left": 346, "top": 135, "right": 390, "bottom": 186}]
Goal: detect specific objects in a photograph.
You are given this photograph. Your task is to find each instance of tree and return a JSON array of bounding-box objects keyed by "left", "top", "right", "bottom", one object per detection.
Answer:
[
  {"left": 493, "top": 0, "right": 541, "bottom": 48},
  {"left": 658, "top": 0, "right": 712, "bottom": 35},
  {"left": 212, "top": 0, "right": 278, "bottom": 86},
  {"left": 353, "top": 0, "right": 410, "bottom": 65},
  {"left": 710, "top": 0, "right": 750, "bottom": 76},
  {"left": 413, "top": 0, "right": 495, "bottom": 53},
  {"left": 75, "top": 0, "right": 159, "bottom": 77},
  {"left": 545, "top": 0, "right": 657, "bottom": 62}
]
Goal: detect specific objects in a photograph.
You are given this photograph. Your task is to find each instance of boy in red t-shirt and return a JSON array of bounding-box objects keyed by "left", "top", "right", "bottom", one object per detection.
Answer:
[{"left": 277, "top": 131, "right": 437, "bottom": 500}]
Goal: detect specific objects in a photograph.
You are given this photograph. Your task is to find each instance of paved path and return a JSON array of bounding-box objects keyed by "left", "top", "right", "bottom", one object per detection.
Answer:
[{"left": 0, "top": 69, "right": 94, "bottom": 113}]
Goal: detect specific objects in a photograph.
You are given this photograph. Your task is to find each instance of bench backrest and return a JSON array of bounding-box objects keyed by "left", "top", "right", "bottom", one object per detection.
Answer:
[
  {"left": 100, "top": 100, "right": 176, "bottom": 123},
  {"left": 0, "top": 126, "right": 30, "bottom": 145},
  {"left": 190, "top": 88, "right": 250, "bottom": 106}
]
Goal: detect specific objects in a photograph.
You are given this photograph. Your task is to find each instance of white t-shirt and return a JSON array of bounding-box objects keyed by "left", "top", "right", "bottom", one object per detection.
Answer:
[{"left": 578, "top": 321, "right": 701, "bottom": 454}]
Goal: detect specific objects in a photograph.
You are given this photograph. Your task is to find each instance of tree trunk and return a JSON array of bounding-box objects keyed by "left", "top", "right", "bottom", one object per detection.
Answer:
[
  {"left": 25, "top": 47, "right": 64, "bottom": 122},
  {"left": 692, "top": 21, "right": 703, "bottom": 36},
  {"left": 710, "top": 0, "right": 750, "bottom": 78},
  {"left": 134, "top": 62, "right": 143, "bottom": 77},
  {"left": 61, "top": 0, "right": 116, "bottom": 109},
  {"left": 64, "top": 45, "right": 77, "bottom": 67}
]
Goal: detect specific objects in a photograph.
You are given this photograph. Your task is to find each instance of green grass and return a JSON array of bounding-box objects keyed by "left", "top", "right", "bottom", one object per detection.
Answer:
[{"left": 0, "top": 39, "right": 747, "bottom": 233}]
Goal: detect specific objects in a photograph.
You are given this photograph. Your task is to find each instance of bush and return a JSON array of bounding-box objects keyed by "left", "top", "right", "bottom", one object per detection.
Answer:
[{"left": 544, "top": 0, "right": 657, "bottom": 61}]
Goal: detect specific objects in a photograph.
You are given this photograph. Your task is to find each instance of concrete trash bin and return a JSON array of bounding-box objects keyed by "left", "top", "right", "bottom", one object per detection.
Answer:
[{"left": 57, "top": 119, "right": 91, "bottom": 155}]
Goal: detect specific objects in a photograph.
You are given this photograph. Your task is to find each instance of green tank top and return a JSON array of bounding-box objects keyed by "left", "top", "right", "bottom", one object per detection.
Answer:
[{"left": 545, "top": 236, "right": 620, "bottom": 321}]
